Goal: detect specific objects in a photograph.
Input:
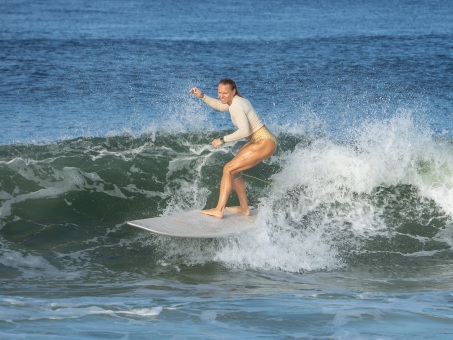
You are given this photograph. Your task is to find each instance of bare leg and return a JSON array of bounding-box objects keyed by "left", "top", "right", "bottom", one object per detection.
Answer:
[
  {"left": 226, "top": 176, "right": 250, "bottom": 216},
  {"left": 201, "top": 139, "right": 276, "bottom": 218},
  {"left": 200, "top": 171, "right": 233, "bottom": 218}
]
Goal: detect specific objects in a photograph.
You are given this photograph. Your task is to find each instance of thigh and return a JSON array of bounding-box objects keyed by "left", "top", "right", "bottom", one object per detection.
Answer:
[{"left": 225, "top": 140, "right": 276, "bottom": 174}]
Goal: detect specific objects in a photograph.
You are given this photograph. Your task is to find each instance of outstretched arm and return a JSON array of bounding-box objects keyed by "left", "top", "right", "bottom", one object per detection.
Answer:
[{"left": 189, "top": 87, "right": 229, "bottom": 112}]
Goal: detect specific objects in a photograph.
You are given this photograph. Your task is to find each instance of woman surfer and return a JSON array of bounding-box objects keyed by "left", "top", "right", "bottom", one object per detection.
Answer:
[{"left": 189, "top": 78, "right": 277, "bottom": 218}]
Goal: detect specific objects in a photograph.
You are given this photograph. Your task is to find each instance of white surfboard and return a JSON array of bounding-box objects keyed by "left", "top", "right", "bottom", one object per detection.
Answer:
[{"left": 127, "top": 209, "right": 258, "bottom": 238}]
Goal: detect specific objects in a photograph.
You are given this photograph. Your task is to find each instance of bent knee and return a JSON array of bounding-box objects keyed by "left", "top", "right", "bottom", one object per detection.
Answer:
[
  {"left": 223, "top": 161, "right": 245, "bottom": 177},
  {"left": 223, "top": 162, "right": 235, "bottom": 175}
]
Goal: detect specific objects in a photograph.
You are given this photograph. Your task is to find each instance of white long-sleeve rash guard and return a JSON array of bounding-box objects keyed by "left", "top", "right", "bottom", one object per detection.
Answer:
[{"left": 201, "top": 94, "right": 264, "bottom": 143}]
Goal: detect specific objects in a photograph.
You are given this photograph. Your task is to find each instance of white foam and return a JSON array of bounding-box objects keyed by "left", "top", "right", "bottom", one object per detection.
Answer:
[
  {"left": 0, "top": 248, "right": 62, "bottom": 278},
  {"left": 0, "top": 297, "right": 164, "bottom": 322},
  {"left": 351, "top": 111, "right": 453, "bottom": 215},
  {"left": 155, "top": 111, "right": 453, "bottom": 273}
]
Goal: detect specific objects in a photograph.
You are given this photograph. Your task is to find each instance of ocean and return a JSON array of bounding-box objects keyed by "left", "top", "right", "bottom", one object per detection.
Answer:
[{"left": 1, "top": 0, "right": 452, "bottom": 338}]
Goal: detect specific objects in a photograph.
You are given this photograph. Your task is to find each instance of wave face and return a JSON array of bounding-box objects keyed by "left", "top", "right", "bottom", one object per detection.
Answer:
[{"left": 1, "top": 113, "right": 452, "bottom": 276}]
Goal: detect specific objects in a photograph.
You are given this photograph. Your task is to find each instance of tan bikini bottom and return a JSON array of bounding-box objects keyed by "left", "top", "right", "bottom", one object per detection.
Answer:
[{"left": 249, "top": 126, "right": 277, "bottom": 145}]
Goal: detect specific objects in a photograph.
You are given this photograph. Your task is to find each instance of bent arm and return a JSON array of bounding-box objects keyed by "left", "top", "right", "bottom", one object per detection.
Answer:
[{"left": 223, "top": 108, "right": 251, "bottom": 142}]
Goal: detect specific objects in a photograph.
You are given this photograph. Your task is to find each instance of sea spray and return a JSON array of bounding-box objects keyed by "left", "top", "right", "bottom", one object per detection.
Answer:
[
  {"left": 150, "top": 112, "right": 453, "bottom": 272},
  {"left": 1, "top": 112, "right": 452, "bottom": 274}
]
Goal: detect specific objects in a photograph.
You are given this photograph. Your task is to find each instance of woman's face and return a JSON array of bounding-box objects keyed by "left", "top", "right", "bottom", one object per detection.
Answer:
[{"left": 218, "top": 84, "right": 236, "bottom": 105}]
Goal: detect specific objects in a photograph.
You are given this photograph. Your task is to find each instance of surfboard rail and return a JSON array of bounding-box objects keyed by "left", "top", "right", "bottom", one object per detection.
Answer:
[{"left": 127, "top": 209, "right": 258, "bottom": 238}]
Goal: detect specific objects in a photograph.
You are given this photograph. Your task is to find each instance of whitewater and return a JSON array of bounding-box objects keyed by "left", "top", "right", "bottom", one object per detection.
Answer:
[{"left": 1, "top": 0, "right": 453, "bottom": 338}]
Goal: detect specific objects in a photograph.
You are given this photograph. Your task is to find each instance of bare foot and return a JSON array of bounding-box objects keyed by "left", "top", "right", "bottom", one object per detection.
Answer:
[
  {"left": 200, "top": 208, "right": 223, "bottom": 219},
  {"left": 226, "top": 206, "right": 251, "bottom": 216}
]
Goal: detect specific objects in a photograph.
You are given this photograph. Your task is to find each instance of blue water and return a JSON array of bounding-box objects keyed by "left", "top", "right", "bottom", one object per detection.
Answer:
[{"left": 1, "top": 0, "right": 453, "bottom": 338}]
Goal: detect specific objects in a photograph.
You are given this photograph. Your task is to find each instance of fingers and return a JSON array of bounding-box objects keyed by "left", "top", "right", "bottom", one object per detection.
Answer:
[
  {"left": 189, "top": 87, "right": 203, "bottom": 98},
  {"left": 211, "top": 138, "right": 223, "bottom": 149}
]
